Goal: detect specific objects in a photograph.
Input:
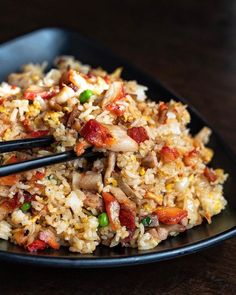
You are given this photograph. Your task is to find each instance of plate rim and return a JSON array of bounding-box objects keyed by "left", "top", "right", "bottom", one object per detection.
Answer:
[{"left": 0, "top": 26, "right": 235, "bottom": 268}]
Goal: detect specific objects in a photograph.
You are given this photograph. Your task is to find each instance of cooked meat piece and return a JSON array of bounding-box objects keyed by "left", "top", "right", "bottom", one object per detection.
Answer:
[
  {"left": 72, "top": 171, "right": 102, "bottom": 192},
  {"left": 116, "top": 175, "right": 142, "bottom": 203},
  {"left": 104, "top": 124, "right": 138, "bottom": 152},
  {"left": 67, "top": 104, "right": 80, "bottom": 128},
  {"left": 109, "top": 186, "right": 136, "bottom": 213},
  {"left": 104, "top": 152, "right": 116, "bottom": 183},
  {"left": 141, "top": 152, "right": 158, "bottom": 168},
  {"left": 84, "top": 192, "right": 104, "bottom": 212}
]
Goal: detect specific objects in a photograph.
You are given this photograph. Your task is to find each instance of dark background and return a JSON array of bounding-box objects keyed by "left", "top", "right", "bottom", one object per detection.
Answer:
[{"left": 0, "top": 0, "right": 236, "bottom": 294}]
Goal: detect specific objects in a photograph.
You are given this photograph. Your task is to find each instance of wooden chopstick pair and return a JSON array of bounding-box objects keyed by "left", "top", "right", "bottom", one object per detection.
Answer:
[{"left": 0, "top": 136, "right": 99, "bottom": 177}]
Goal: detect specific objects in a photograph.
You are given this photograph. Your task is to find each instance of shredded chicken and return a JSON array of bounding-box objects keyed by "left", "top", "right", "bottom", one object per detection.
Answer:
[
  {"left": 72, "top": 171, "right": 102, "bottom": 192},
  {"left": 104, "top": 152, "right": 116, "bottom": 183}
]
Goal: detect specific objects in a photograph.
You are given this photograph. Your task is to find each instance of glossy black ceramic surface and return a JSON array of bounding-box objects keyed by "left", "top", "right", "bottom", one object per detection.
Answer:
[{"left": 0, "top": 28, "right": 235, "bottom": 268}]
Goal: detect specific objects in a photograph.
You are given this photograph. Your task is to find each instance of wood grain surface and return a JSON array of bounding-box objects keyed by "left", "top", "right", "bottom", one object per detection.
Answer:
[{"left": 0, "top": 1, "right": 235, "bottom": 294}]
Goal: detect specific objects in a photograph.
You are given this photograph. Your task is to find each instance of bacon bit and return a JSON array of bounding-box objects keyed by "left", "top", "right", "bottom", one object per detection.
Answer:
[
  {"left": 22, "top": 118, "right": 33, "bottom": 133},
  {"left": 74, "top": 141, "right": 88, "bottom": 156},
  {"left": 0, "top": 174, "right": 19, "bottom": 186},
  {"left": 0, "top": 99, "right": 3, "bottom": 105},
  {"left": 102, "top": 192, "right": 120, "bottom": 230},
  {"left": 24, "top": 89, "right": 57, "bottom": 100},
  {"left": 127, "top": 127, "right": 149, "bottom": 144},
  {"left": 11, "top": 85, "right": 17, "bottom": 90},
  {"left": 28, "top": 130, "right": 49, "bottom": 138},
  {"left": 183, "top": 149, "right": 199, "bottom": 167},
  {"left": 119, "top": 205, "right": 136, "bottom": 231},
  {"left": 80, "top": 119, "right": 114, "bottom": 148},
  {"left": 27, "top": 239, "right": 47, "bottom": 252},
  {"left": 104, "top": 75, "right": 111, "bottom": 84},
  {"left": 155, "top": 207, "right": 188, "bottom": 225},
  {"left": 0, "top": 156, "right": 20, "bottom": 185},
  {"left": 39, "top": 229, "right": 60, "bottom": 250},
  {"left": 0, "top": 193, "right": 20, "bottom": 211},
  {"left": 204, "top": 167, "right": 217, "bottom": 183},
  {"left": 160, "top": 146, "right": 179, "bottom": 163},
  {"left": 158, "top": 103, "right": 168, "bottom": 124},
  {"left": 35, "top": 171, "right": 45, "bottom": 180},
  {"left": 106, "top": 103, "right": 125, "bottom": 116}
]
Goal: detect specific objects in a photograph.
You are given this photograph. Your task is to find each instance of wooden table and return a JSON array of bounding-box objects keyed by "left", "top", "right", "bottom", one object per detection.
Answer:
[{"left": 0, "top": 1, "right": 235, "bottom": 294}]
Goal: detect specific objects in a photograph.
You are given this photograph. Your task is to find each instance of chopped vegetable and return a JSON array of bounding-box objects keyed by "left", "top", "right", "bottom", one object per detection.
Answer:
[
  {"left": 98, "top": 212, "right": 109, "bottom": 227},
  {"left": 127, "top": 127, "right": 149, "bottom": 144},
  {"left": 141, "top": 216, "right": 152, "bottom": 226},
  {"left": 21, "top": 202, "right": 31, "bottom": 213},
  {"left": 102, "top": 192, "right": 120, "bottom": 230},
  {"left": 155, "top": 207, "right": 188, "bottom": 225},
  {"left": 80, "top": 119, "right": 114, "bottom": 148},
  {"left": 79, "top": 89, "right": 93, "bottom": 104}
]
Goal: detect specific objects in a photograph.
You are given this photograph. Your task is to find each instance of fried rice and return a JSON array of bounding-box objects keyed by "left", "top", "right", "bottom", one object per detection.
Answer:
[{"left": 0, "top": 56, "right": 227, "bottom": 253}]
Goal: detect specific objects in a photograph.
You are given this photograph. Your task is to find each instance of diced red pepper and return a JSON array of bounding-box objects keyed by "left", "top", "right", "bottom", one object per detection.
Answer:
[
  {"left": 158, "top": 103, "right": 168, "bottom": 124},
  {"left": 155, "top": 207, "right": 188, "bottom": 225},
  {"left": 119, "top": 205, "right": 136, "bottom": 231},
  {"left": 127, "top": 127, "right": 149, "bottom": 144},
  {"left": 106, "top": 102, "right": 125, "bottom": 116},
  {"left": 160, "top": 146, "right": 179, "bottom": 163},
  {"left": 80, "top": 119, "right": 114, "bottom": 148},
  {"left": 28, "top": 130, "right": 49, "bottom": 138},
  {"left": 102, "top": 192, "right": 120, "bottom": 230},
  {"left": 204, "top": 167, "right": 217, "bottom": 182},
  {"left": 27, "top": 239, "right": 47, "bottom": 252},
  {"left": 183, "top": 149, "right": 199, "bottom": 167}
]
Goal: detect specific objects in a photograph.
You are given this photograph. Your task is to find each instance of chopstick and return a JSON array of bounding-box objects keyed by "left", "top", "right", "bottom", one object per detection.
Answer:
[
  {"left": 0, "top": 136, "right": 54, "bottom": 153},
  {"left": 0, "top": 148, "right": 100, "bottom": 177}
]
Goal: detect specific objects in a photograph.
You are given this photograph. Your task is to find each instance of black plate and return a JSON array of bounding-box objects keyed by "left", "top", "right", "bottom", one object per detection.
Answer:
[{"left": 0, "top": 28, "right": 235, "bottom": 268}]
